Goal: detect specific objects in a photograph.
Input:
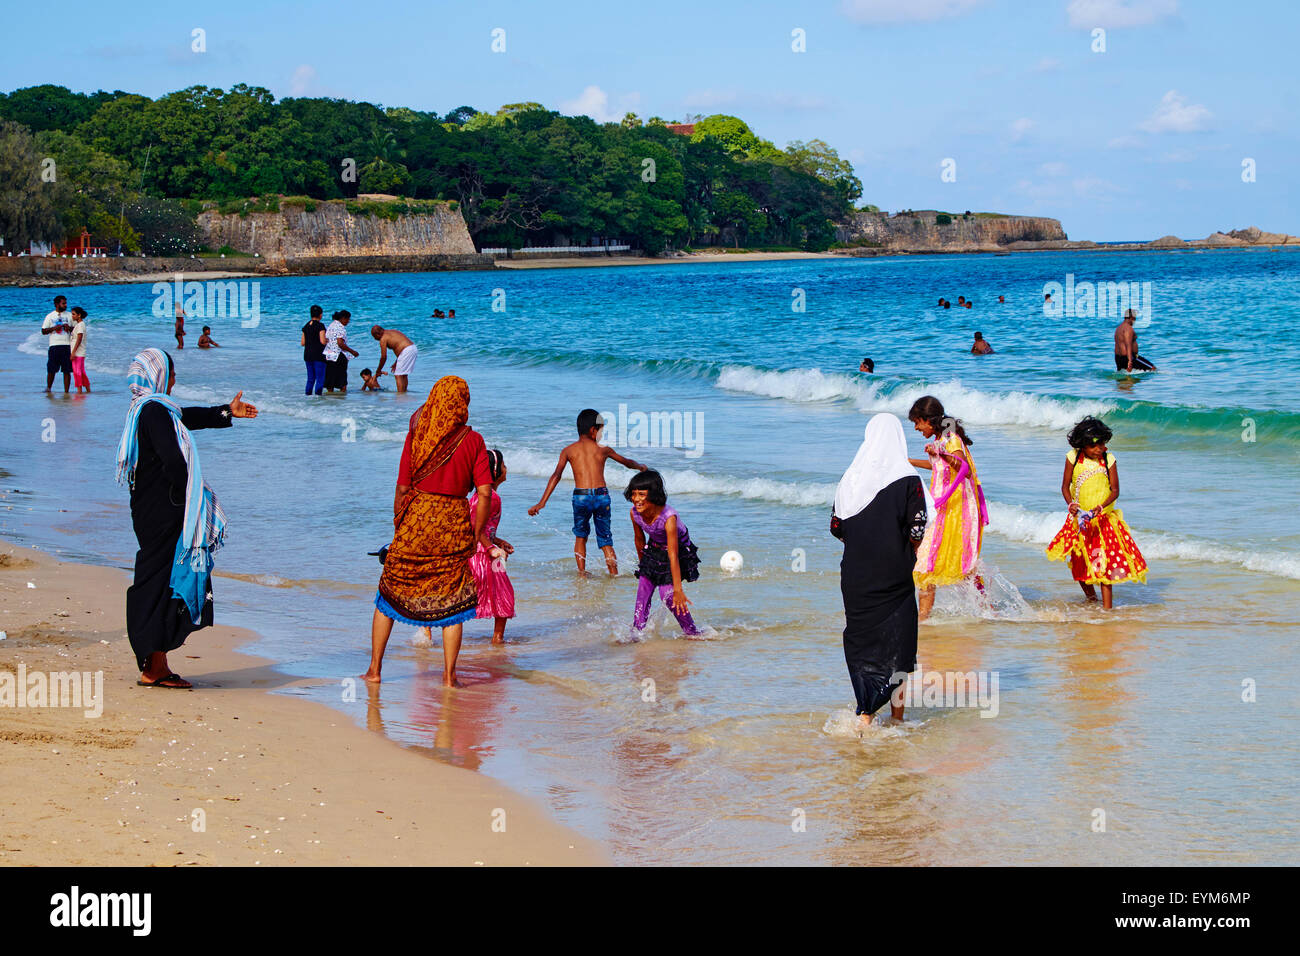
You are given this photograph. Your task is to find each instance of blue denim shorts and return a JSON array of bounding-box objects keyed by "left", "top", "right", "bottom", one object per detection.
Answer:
[{"left": 572, "top": 488, "right": 613, "bottom": 548}]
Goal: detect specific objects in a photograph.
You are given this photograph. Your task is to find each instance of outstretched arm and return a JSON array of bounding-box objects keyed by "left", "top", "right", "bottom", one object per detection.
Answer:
[
  {"left": 375, "top": 341, "right": 389, "bottom": 375},
  {"left": 607, "top": 448, "right": 647, "bottom": 471},
  {"left": 528, "top": 449, "right": 569, "bottom": 514}
]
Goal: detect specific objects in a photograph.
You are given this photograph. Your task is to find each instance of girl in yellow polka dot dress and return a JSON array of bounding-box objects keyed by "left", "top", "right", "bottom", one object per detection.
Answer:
[{"left": 1046, "top": 416, "right": 1147, "bottom": 609}]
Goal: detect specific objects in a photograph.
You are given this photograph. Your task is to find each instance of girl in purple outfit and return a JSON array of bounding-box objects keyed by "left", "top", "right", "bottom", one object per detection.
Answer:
[{"left": 624, "top": 470, "right": 701, "bottom": 636}]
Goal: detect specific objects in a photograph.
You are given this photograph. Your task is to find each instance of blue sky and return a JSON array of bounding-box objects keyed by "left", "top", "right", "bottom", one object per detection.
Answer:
[{"left": 4, "top": 0, "right": 1295, "bottom": 240}]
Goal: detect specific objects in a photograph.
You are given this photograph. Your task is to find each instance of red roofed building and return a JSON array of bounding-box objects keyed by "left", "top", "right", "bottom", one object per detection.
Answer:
[{"left": 665, "top": 123, "right": 696, "bottom": 136}]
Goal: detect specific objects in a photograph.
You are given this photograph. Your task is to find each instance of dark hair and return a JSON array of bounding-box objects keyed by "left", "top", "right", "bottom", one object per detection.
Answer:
[
  {"left": 54, "top": 295, "right": 66, "bottom": 305},
  {"left": 623, "top": 469, "right": 667, "bottom": 506},
  {"left": 908, "top": 395, "right": 973, "bottom": 446},
  {"left": 973, "top": 332, "right": 983, "bottom": 340},
  {"left": 1067, "top": 416, "right": 1113, "bottom": 450},
  {"left": 576, "top": 408, "right": 603, "bottom": 436},
  {"left": 487, "top": 448, "right": 506, "bottom": 482},
  {"left": 202, "top": 325, "right": 211, "bottom": 333},
  {"left": 333, "top": 309, "right": 351, "bottom": 322},
  {"left": 861, "top": 357, "right": 874, "bottom": 372},
  {"left": 71, "top": 306, "right": 86, "bottom": 318},
  {"left": 942, "top": 300, "right": 951, "bottom": 308},
  {"left": 360, "top": 368, "right": 372, "bottom": 378},
  {"left": 310, "top": 304, "right": 323, "bottom": 317}
]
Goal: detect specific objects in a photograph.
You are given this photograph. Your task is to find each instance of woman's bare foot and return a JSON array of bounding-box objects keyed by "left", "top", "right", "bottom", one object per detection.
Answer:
[
  {"left": 361, "top": 669, "right": 382, "bottom": 683},
  {"left": 491, "top": 636, "right": 505, "bottom": 645},
  {"left": 442, "top": 674, "right": 461, "bottom": 688}
]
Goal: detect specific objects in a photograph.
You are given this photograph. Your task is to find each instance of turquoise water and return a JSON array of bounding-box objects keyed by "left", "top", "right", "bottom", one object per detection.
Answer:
[{"left": 2, "top": 249, "right": 1297, "bottom": 864}]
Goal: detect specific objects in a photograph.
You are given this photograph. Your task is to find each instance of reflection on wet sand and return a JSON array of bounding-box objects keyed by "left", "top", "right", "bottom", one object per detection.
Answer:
[{"left": 364, "top": 654, "right": 511, "bottom": 771}]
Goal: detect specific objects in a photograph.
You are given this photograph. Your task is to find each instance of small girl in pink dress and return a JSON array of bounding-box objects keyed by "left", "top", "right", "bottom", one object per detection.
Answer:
[{"left": 468, "top": 449, "right": 515, "bottom": 643}]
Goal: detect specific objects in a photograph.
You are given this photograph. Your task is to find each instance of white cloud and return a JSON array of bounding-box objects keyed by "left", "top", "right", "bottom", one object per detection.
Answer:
[
  {"left": 561, "top": 85, "right": 623, "bottom": 123},
  {"left": 1066, "top": 0, "right": 1178, "bottom": 29},
  {"left": 1140, "top": 89, "right": 1211, "bottom": 133},
  {"left": 289, "top": 65, "right": 317, "bottom": 97},
  {"left": 841, "top": 0, "right": 983, "bottom": 24},
  {"left": 1010, "top": 117, "right": 1034, "bottom": 141}
]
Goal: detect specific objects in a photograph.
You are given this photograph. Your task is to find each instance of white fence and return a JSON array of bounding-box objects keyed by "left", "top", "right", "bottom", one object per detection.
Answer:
[{"left": 481, "top": 244, "right": 632, "bottom": 255}]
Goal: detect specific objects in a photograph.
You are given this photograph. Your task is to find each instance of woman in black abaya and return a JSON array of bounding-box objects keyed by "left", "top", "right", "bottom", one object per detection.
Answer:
[
  {"left": 830, "top": 413, "right": 927, "bottom": 728},
  {"left": 116, "top": 348, "right": 258, "bottom": 688}
]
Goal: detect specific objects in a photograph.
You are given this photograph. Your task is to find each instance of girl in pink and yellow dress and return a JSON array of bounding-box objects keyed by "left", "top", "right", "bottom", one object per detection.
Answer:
[
  {"left": 468, "top": 449, "right": 516, "bottom": 643},
  {"left": 1046, "top": 416, "right": 1146, "bottom": 609},
  {"left": 907, "top": 396, "right": 989, "bottom": 621}
]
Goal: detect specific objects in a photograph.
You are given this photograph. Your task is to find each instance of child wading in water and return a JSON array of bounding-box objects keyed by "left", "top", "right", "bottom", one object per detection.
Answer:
[
  {"left": 907, "top": 396, "right": 988, "bottom": 620},
  {"left": 625, "top": 470, "right": 701, "bottom": 638},
  {"left": 1046, "top": 416, "right": 1147, "bottom": 608},
  {"left": 468, "top": 449, "right": 515, "bottom": 644},
  {"left": 529, "top": 408, "right": 647, "bottom": 576}
]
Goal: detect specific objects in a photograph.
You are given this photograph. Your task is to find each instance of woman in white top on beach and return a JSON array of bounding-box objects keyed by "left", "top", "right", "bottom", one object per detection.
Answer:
[{"left": 70, "top": 307, "right": 90, "bottom": 393}]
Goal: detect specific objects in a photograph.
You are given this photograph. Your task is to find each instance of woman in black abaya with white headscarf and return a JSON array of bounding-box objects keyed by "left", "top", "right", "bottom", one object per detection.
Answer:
[{"left": 830, "top": 413, "right": 927, "bottom": 728}]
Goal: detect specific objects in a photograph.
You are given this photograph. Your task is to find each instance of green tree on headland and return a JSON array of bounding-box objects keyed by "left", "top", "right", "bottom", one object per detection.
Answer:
[{"left": 0, "top": 84, "right": 866, "bottom": 255}]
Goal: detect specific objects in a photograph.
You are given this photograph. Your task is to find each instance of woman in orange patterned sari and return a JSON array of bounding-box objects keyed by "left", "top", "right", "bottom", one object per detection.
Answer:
[{"left": 363, "top": 376, "right": 493, "bottom": 686}]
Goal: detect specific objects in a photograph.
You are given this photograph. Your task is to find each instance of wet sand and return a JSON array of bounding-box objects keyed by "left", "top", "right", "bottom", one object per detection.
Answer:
[{"left": 0, "top": 540, "right": 605, "bottom": 866}]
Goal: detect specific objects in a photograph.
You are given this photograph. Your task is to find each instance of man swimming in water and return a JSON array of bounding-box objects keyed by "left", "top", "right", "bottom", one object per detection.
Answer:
[
  {"left": 1114, "top": 310, "right": 1156, "bottom": 372},
  {"left": 971, "top": 332, "right": 994, "bottom": 355}
]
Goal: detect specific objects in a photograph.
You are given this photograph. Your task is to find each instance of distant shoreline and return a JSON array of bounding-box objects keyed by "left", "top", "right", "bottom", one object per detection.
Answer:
[{"left": 2, "top": 242, "right": 1297, "bottom": 287}]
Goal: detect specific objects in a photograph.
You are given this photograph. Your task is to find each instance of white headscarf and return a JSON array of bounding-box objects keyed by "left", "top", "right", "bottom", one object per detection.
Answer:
[{"left": 833, "top": 413, "right": 919, "bottom": 519}]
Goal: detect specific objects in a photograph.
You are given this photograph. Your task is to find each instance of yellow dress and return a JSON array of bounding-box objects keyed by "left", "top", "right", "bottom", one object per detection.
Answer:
[
  {"left": 913, "top": 433, "right": 987, "bottom": 587},
  {"left": 1045, "top": 450, "right": 1147, "bottom": 585}
]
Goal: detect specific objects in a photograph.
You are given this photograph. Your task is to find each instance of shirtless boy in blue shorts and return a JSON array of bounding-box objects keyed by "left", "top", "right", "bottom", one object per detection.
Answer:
[{"left": 529, "top": 409, "right": 648, "bottom": 576}]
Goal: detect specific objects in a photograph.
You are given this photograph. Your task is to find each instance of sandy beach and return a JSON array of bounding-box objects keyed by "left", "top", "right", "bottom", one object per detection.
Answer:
[
  {"left": 0, "top": 539, "right": 605, "bottom": 866},
  {"left": 493, "top": 250, "right": 832, "bottom": 269}
]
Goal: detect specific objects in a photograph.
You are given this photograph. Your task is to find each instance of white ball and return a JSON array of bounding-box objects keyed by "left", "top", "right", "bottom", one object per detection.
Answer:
[{"left": 720, "top": 550, "right": 744, "bottom": 572}]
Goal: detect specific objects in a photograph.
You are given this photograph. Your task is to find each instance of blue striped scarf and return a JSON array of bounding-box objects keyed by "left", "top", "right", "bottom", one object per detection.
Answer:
[{"left": 115, "top": 348, "right": 227, "bottom": 621}]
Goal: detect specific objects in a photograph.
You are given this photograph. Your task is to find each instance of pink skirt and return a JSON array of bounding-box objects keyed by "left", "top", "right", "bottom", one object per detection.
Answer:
[
  {"left": 72, "top": 356, "right": 90, "bottom": 388},
  {"left": 468, "top": 546, "right": 515, "bottom": 619}
]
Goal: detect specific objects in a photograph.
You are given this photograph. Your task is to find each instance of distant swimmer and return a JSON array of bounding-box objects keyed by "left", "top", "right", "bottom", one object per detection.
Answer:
[
  {"left": 198, "top": 326, "right": 220, "bottom": 348},
  {"left": 371, "top": 325, "right": 418, "bottom": 393},
  {"left": 859, "top": 357, "right": 875, "bottom": 373},
  {"left": 971, "top": 332, "right": 994, "bottom": 355},
  {"left": 998, "top": 295, "right": 1005, "bottom": 303},
  {"left": 957, "top": 296, "right": 966, "bottom": 307},
  {"left": 964, "top": 300, "right": 972, "bottom": 309},
  {"left": 1114, "top": 310, "right": 1156, "bottom": 372},
  {"left": 942, "top": 299, "right": 951, "bottom": 309}
]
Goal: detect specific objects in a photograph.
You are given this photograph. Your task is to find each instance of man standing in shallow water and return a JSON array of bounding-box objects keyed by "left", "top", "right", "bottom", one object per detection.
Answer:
[
  {"left": 371, "top": 325, "right": 417, "bottom": 393},
  {"left": 1114, "top": 310, "right": 1156, "bottom": 372}
]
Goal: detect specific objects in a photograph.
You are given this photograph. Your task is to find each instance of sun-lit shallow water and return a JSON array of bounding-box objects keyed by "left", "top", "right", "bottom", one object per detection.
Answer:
[{"left": 2, "top": 249, "right": 1297, "bottom": 863}]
